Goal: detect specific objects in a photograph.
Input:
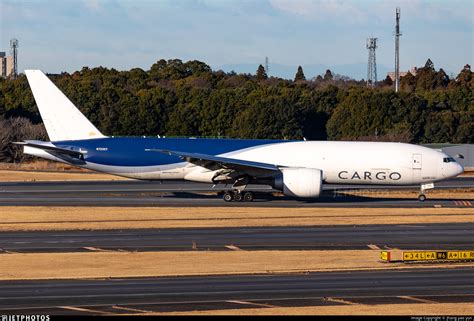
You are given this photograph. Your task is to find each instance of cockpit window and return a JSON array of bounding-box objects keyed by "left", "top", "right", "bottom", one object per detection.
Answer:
[{"left": 443, "top": 157, "right": 456, "bottom": 163}]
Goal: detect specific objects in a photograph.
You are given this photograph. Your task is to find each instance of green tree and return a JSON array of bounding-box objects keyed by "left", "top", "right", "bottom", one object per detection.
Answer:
[
  {"left": 424, "top": 58, "right": 435, "bottom": 70},
  {"left": 0, "top": 56, "right": 471, "bottom": 155},
  {"left": 323, "top": 69, "right": 333, "bottom": 81},
  {"left": 256, "top": 64, "right": 267, "bottom": 80},
  {"left": 400, "top": 71, "right": 416, "bottom": 92},
  {"left": 294, "top": 66, "right": 306, "bottom": 82},
  {"left": 455, "top": 64, "right": 472, "bottom": 88},
  {"left": 382, "top": 75, "right": 393, "bottom": 87}
]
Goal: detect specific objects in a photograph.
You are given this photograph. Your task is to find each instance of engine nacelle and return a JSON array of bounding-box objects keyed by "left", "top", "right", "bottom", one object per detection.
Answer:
[{"left": 273, "top": 168, "right": 323, "bottom": 198}]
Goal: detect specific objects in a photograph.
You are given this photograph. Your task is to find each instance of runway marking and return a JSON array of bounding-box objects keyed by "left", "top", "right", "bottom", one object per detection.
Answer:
[
  {"left": 367, "top": 244, "right": 380, "bottom": 250},
  {"left": 112, "top": 305, "right": 154, "bottom": 313},
  {"left": 454, "top": 200, "right": 473, "bottom": 207},
  {"left": 398, "top": 296, "right": 437, "bottom": 304},
  {"left": 3, "top": 250, "right": 18, "bottom": 254},
  {"left": 324, "top": 297, "right": 357, "bottom": 305},
  {"left": 83, "top": 247, "right": 110, "bottom": 252},
  {"left": 3, "top": 293, "right": 473, "bottom": 313},
  {"left": 433, "top": 205, "right": 442, "bottom": 208},
  {"left": 226, "top": 300, "right": 277, "bottom": 308},
  {"left": 225, "top": 245, "right": 243, "bottom": 251},
  {"left": 59, "top": 306, "right": 110, "bottom": 314}
]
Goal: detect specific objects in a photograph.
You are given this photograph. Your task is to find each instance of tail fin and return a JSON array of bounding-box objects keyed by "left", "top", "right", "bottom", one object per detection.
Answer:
[{"left": 25, "top": 70, "right": 106, "bottom": 141}]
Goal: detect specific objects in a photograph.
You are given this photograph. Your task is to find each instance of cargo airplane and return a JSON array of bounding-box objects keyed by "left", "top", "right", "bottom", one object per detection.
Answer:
[{"left": 15, "top": 70, "right": 464, "bottom": 202}]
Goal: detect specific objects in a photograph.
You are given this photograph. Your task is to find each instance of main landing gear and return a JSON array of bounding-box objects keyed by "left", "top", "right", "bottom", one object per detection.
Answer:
[{"left": 223, "top": 191, "right": 254, "bottom": 202}]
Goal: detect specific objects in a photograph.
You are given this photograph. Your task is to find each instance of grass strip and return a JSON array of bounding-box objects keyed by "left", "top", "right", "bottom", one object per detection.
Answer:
[{"left": 0, "top": 207, "right": 473, "bottom": 231}]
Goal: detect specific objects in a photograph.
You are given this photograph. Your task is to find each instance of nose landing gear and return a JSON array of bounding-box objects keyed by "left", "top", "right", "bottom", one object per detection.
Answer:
[
  {"left": 418, "top": 194, "right": 427, "bottom": 202},
  {"left": 222, "top": 191, "right": 254, "bottom": 202},
  {"left": 418, "top": 182, "right": 434, "bottom": 202}
]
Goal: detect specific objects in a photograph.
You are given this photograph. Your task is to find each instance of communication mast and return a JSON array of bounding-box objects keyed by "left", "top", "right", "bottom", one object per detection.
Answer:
[
  {"left": 10, "top": 38, "right": 19, "bottom": 79},
  {"left": 265, "top": 56, "right": 269, "bottom": 75},
  {"left": 394, "top": 7, "right": 402, "bottom": 92},
  {"left": 366, "top": 38, "right": 377, "bottom": 88}
]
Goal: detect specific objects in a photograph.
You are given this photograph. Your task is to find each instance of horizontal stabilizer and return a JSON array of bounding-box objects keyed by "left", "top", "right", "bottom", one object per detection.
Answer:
[{"left": 14, "top": 141, "right": 85, "bottom": 159}]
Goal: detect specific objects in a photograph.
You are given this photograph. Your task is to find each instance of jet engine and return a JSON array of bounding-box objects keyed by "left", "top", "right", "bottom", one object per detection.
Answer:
[{"left": 273, "top": 168, "right": 323, "bottom": 198}]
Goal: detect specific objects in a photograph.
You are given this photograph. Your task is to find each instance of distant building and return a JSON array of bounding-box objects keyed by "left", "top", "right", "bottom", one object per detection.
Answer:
[
  {"left": 0, "top": 52, "right": 5, "bottom": 77},
  {"left": 387, "top": 67, "right": 417, "bottom": 81},
  {"left": 0, "top": 52, "right": 14, "bottom": 78}
]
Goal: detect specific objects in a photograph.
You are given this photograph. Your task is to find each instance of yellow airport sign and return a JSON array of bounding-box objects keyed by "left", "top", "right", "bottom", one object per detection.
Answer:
[
  {"left": 403, "top": 251, "right": 474, "bottom": 262},
  {"left": 403, "top": 251, "right": 437, "bottom": 261},
  {"left": 380, "top": 251, "right": 390, "bottom": 261},
  {"left": 380, "top": 250, "right": 474, "bottom": 263}
]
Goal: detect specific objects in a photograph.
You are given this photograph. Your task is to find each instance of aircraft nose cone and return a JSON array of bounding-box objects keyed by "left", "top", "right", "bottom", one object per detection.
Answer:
[
  {"left": 456, "top": 163, "right": 464, "bottom": 176},
  {"left": 442, "top": 162, "right": 464, "bottom": 178}
]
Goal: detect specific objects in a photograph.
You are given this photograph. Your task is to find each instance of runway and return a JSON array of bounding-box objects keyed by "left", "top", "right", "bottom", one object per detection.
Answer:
[
  {"left": 1, "top": 177, "right": 472, "bottom": 314},
  {"left": 0, "top": 177, "right": 472, "bottom": 207},
  {"left": 0, "top": 268, "right": 472, "bottom": 314},
  {"left": 1, "top": 223, "right": 473, "bottom": 253}
]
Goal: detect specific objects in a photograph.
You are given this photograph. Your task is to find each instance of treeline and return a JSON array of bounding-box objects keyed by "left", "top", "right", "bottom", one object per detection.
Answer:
[{"left": 0, "top": 58, "right": 472, "bottom": 161}]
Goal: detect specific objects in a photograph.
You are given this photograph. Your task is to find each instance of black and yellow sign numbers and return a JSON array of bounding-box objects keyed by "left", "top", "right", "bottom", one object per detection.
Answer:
[{"left": 403, "top": 251, "right": 474, "bottom": 262}]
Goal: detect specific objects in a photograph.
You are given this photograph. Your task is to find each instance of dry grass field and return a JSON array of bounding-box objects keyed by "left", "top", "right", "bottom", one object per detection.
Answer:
[
  {"left": 0, "top": 161, "right": 89, "bottom": 172},
  {"left": 1, "top": 206, "right": 473, "bottom": 231},
  {"left": 150, "top": 302, "right": 474, "bottom": 315},
  {"left": 0, "top": 169, "right": 127, "bottom": 181},
  {"left": 1, "top": 250, "right": 472, "bottom": 281}
]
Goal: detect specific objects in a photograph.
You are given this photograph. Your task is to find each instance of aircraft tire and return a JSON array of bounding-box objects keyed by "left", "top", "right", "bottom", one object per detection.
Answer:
[
  {"left": 418, "top": 194, "right": 426, "bottom": 202},
  {"left": 223, "top": 192, "right": 233, "bottom": 202},
  {"left": 233, "top": 192, "right": 243, "bottom": 202},
  {"left": 243, "top": 192, "right": 254, "bottom": 202}
]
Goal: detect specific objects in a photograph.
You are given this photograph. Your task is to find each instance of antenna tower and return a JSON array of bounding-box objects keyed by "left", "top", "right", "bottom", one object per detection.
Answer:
[
  {"left": 366, "top": 38, "right": 377, "bottom": 88},
  {"left": 265, "top": 56, "right": 269, "bottom": 75},
  {"left": 394, "top": 7, "right": 401, "bottom": 92},
  {"left": 10, "top": 38, "right": 19, "bottom": 79}
]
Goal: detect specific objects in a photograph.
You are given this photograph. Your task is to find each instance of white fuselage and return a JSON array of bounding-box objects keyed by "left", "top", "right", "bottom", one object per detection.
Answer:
[
  {"left": 183, "top": 141, "right": 462, "bottom": 185},
  {"left": 25, "top": 141, "right": 463, "bottom": 186}
]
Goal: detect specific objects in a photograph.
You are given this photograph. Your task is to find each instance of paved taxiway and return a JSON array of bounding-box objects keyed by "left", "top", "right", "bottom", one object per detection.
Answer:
[
  {"left": 0, "top": 268, "right": 472, "bottom": 314},
  {"left": 0, "top": 177, "right": 472, "bottom": 207},
  {"left": 1, "top": 223, "right": 473, "bottom": 253}
]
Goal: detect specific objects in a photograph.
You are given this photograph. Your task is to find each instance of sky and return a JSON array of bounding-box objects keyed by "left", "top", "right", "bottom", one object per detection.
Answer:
[{"left": 0, "top": 0, "right": 472, "bottom": 79}]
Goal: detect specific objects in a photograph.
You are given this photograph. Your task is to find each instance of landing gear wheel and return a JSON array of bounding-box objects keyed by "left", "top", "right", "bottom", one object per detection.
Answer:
[
  {"left": 243, "top": 192, "right": 254, "bottom": 202},
  {"left": 418, "top": 194, "right": 426, "bottom": 202},
  {"left": 233, "top": 192, "right": 243, "bottom": 202},
  {"left": 223, "top": 191, "right": 233, "bottom": 202}
]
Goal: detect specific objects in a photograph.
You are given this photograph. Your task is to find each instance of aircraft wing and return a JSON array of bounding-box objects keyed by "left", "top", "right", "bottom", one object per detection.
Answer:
[
  {"left": 146, "top": 148, "right": 279, "bottom": 176},
  {"left": 13, "top": 141, "right": 85, "bottom": 159}
]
